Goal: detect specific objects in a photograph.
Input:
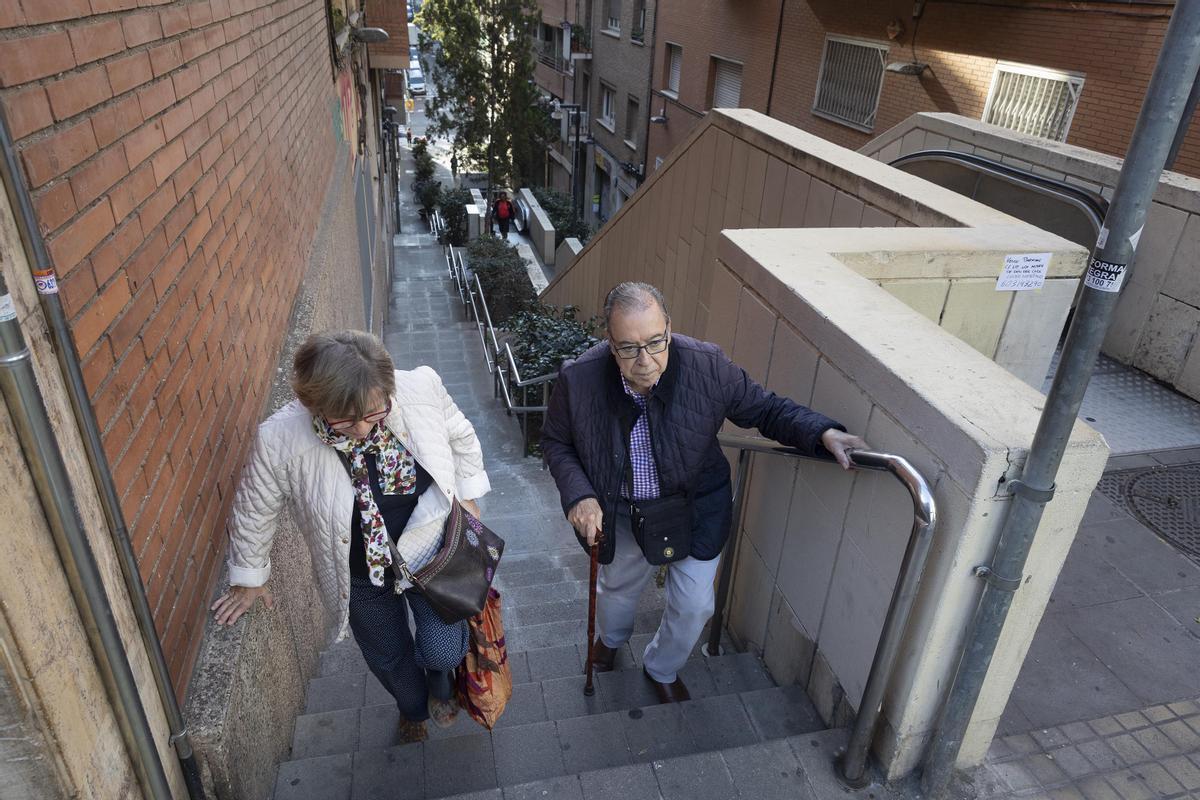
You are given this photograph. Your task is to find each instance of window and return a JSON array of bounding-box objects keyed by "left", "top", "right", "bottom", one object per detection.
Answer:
[
  {"left": 813, "top": 35, "right": 887, "bottom": 131},
  {"left": 538, "top": 22, "right": 564, "bottom": 70},
  {"left": 604, "top": 0, "right": 621, "bottom": 32},
  {"left": 983, "top": 62, "right": 1084, "bottom": 142},
  {"left": 708, "top": 57, "right": 742, "bottom": 109},
  {"left": 665, "top": 44, "right": 682, "bottom": 96},
  {"left": 600, "top": 84, "right": 616, "bottom": 129},
  {"left": 631, "top": 0, "right": 645, "bottom": 42},
  {"left": 625, "top": 95, "right": 639, "bottom": 145}
]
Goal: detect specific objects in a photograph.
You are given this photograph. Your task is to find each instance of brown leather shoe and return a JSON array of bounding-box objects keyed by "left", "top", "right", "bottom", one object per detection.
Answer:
[
  {"left": 397, "top": 718, "right": 427, "bottom": 744},
  {"left": 590, "top": 638, "right": 617, "bottom": 672},
  {"left": 643, "top": 667, "right": 690, "bottom": 703}
]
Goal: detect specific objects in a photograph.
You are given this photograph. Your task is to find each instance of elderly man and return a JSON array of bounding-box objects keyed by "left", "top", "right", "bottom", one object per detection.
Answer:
[{"left": 542, "top": 282, "right": 866, "bottom": 702}]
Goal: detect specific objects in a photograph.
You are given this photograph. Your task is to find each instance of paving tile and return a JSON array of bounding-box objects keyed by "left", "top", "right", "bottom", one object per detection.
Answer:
[
  {"left": 306, "top": 672, "right": 366, "bottom": 714},
  {"left": 292, "top": 708, "right": 361, "bottom": 760},
  {"left": 350, "top": 745, "right": 424, "bottom": 800},
  {"left": 1134, "top": 762, "right": 1184, "bottom": 796},
  {"left": 493, "top": 720, "right": 565, "bottom": 786},
  {"left": 739, "top": 685, "right": 824, "bottom": 740},
  {"left": 494, "top": 682, "right": 548, "bottom": 728},
  {"left": 357, "top": 703, "right": 401, "bottom": 750},
  {"left": 502, "top": 775, "right": 584, "bottom": 799},
  {"left": 423, "top": 732, "right": 496, "bottom": 797},
  {"left": 596, "top": 668, "right": 660, "bottom": 712},
  {"left": 1087, "top": 717, "right": 1124, "bottom": 737},
  {"left": 1075, "top": 739, "right": 1123, "bottom": 772},
  {"left": 706, "top": 652, "right": 774, "bottom": 694},
  {"left": 720, "top": 739, "right": 814, "bottom": 800},
  {"left": 1115, "top": 711, "right": 1151, "bottom": 731},
  {"left": 1106, "top": 733, "right": 1153, "bottom": 766},
  {"left": 275, "top": 753, "right": 353, "bottom": 800},
  {"left": 991, "top": 760, "right": 1039, "bottom": 792},
  {"left": 578, "top": 763, "right": 662, "bottom": 800},
  {"left": 1161, "top": 754, "right": 1200, "bottom": 790},
  {"left": 651, "top": 751, "right": 737, "bottom": 800},
  {"left": 680, "top": 694, "right": 759, "bottom": 751},
  {"left": 1047, "top": 745, "right": 1101, "bottom": 779},
  {"left": 1102, "top": 769, "right": 1155, "bottom": 800},
  {"left": 508, "top": 650, "right": 532, "bottom": 685},
  {"left": 1061, "top": 722, "right": 1097, "bottom": 743},
  {"left": 1079, "top": 518, "right": 1200, "bottom": 595},
  {"left": 1031, "top": 727, "right": 1070, "bottom": 749},
  {"left": 675, "top": 659, "right": 717, "bottom": 699},
  {"left": 623, "top": 704, "right": 695, "bottom": 763},
  {"left": 1022, "top": 753, "right": 1070, "bottom": 788},
  {"left": 1159, "top": 718, "right": 1200, "bottom": 751},
  {"left": 525, "top": 644, "right": 585, "bottom": 681},
  {"left": 1076, "top": 775, "right": 1121, "bottom": 800},
  {"left": 556, "top": 712, "right": 632, "bottom": 773},
  {"left": 541, "top": 674, "right": 607, "bottom": 720},
  {"left": 321, "top": 645, "right": 368, "bottom": 677},
  {"left": 364, "top": 673, "right": 393, "bottom": 706},
  {"left": 1130, "top": 725, "right": 1180, "bottom": 758}
]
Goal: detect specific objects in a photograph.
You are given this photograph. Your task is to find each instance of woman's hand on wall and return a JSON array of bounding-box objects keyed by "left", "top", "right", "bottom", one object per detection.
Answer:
[{"left": 211, "top": 584, "right": 274, "bottom": 626}]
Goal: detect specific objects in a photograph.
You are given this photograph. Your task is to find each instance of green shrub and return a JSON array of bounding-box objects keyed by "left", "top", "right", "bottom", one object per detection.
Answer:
[
  {"left": 531, "top": 187, "right": 592, "bottom": 247},
  {"left": 415, "top": 178, "right": 442, "bottom": 212},
  {"left": 412, "top": 138, "right": 429, "bottom": 158},
  {"left": 414, "top": 150, "right": 436, "bottom": 183},
  {"left": 438, "top": 188, "right": 472, "bottom": 246},
  {"left": 467, "top": 235, "right": 535, "bottom": 323},
  {"left": 505, "top": 305, "right": 599, "bottom": 379}
]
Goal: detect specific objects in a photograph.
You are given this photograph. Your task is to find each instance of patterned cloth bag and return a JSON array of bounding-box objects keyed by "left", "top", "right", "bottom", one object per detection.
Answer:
[{"left": 456, "top": 588, "right": 512, "bottom": 729}]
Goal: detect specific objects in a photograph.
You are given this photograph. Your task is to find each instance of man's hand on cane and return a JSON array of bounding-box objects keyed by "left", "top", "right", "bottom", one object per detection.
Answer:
[{"left": 568, "top": 497, "right": 604, "bottom": 546}]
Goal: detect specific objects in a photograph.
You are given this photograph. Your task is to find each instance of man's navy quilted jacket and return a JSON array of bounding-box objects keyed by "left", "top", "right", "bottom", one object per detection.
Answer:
[{"left": 541, "top": 334, "right": 844, "bottom": 562}]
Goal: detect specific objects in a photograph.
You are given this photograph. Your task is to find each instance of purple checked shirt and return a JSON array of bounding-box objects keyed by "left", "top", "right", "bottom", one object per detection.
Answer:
[{"left": 621, "top": 375, "right": 661, "bottom": 501}]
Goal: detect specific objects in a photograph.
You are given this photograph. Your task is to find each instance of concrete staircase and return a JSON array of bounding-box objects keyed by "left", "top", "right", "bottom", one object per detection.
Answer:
[
  {"left": 272, "top": 541, "right": 832, "bottom": 800},
  {"left": 269, "top": 163, "right": 845, "bottom": 799}
]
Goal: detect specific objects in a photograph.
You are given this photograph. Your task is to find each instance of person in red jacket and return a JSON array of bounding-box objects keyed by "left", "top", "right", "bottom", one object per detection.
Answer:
[{"left": 492, "top": 192, "right": 515, "bottom": 240}]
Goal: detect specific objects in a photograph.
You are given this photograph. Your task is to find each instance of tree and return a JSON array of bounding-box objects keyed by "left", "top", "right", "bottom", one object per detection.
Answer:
[{"left": 417, "top": 0, "right": 547, "bottom": 196}]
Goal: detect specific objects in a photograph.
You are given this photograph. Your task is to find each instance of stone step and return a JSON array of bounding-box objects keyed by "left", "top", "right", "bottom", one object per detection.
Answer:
[{"left": 274, "top": 683, "right": 827, "bottom": 800}]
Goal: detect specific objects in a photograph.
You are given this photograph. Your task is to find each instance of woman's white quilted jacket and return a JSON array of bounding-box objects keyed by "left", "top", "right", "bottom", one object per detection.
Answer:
[{"left": 225, "top": 366, "right": 491, "bottom": 643}]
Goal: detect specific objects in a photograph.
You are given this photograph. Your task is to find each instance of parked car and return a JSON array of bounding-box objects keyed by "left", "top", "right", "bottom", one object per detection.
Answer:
[
  {"left": 410, "top": 58, "right": 420, "bottom": 71},
  {"left": 410, "top": 45, "right": 418, "bottom": 60},
  {"left": 408, "top": 69, "right": 426, "bottom": 96}
]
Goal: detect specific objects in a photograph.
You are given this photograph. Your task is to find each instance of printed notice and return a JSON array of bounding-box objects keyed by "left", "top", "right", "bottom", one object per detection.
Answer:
[
  {"left": 996, "top": 252, "right": 1051, "bottom": 291},
  {"left": 0, "top": 293, "right": 14, "bottom": 322},
  {"left": 1084, "top": 257, "right": 1127, "bottom": 292}
]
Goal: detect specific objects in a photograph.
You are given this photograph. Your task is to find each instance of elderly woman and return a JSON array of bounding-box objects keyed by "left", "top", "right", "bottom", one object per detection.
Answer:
[{"left": 211, "top": 330, "right": 490, "bottom": 742}]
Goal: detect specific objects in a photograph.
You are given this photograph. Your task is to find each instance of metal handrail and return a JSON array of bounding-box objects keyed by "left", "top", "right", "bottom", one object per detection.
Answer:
[{"left": 712, "top": 432, "right": 937, "bottom": 788}]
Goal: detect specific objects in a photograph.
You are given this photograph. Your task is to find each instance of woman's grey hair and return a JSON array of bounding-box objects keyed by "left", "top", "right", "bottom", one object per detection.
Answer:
[
  {"left": 603, "top": 282, "right": 670, "bottom": 330},
  {"left": 292, "top": 330, "right": 395, "bottom": 419}
]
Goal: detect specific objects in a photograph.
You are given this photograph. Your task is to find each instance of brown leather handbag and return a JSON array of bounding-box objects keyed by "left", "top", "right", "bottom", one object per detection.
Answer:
[{"left": 389, "top": 499, "right": 505, "bottom": 623}]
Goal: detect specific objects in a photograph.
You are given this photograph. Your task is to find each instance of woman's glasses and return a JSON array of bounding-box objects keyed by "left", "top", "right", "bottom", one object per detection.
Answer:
[{"left": 326, "top": 401, "right": 391, "bottom": 431}]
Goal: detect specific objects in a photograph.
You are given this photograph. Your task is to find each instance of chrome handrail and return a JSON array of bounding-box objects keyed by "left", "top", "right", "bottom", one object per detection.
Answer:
[{"left": 713, "top": 432, "right": 937, "bottom": 788}]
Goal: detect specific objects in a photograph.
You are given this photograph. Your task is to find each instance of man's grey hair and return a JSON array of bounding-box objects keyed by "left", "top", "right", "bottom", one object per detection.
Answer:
[
  {"left": 292, "top": 330, "right": 396, "bottom": 419},
  {"left": 603, "top": 282, "right": 670, "bottom": 330}
]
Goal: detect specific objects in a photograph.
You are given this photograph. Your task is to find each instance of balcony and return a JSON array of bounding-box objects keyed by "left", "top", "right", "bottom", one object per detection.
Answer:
[{"left": 536, "top": 42, "right": 568, "bottom": 73}]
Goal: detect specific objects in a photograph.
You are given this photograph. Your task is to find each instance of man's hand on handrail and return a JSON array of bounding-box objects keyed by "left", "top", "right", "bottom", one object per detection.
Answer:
[{"left": 821, "top": 428, "right": 869, "bottom": 470}]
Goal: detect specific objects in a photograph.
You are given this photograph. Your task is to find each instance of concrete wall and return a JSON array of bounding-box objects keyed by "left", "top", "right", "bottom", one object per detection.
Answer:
[
  {"left": 543, "top": 109, "right": 1086, "bottom": 391},
  {"left": 518, "top": 187, "right": 556, "bottom": 265},
  {"left": 540, "top": 107, "right": 1109, "bottom": 776},
  {"left": 713, "top": 229, "right": 1107, "bottom": 776},
  {"left": 862, "top": 112, "right": 1200, "bottom": 403},
  {"left": 554, "top": 236, "right": 584, "bottom": 273}
]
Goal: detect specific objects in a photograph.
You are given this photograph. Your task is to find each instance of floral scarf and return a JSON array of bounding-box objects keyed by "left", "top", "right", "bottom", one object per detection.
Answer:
[{"left": 313, "top": 416, "right": 419, "bottom": 586}]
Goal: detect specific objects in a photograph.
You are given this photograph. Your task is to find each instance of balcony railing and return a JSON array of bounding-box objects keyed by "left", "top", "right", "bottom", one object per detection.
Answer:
[{"left": 537, "top": 43, "right": 568, "bottom": 73}]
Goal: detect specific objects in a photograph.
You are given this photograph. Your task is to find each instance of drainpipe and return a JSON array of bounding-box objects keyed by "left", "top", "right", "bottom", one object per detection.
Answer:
[
  {"left": 765, "top": 0, "right": 786, "bottom": 116},
  {"left": 0, "top": 270, "right": 175, "bottom": 799},
  {"left": 640, "top": 0, "right": 660, "bottom": 181},
  {"left": 1165, "top": 56, "right": 1200, "bottom": 171},
  {"left": 0, "top": 112, "right": 206, "bottom": 799},
  {"left": 921, "top": 3, "right": 1200, "bottom": 795}
]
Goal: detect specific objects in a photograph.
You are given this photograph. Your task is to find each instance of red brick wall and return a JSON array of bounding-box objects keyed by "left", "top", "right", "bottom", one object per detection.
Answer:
[
  {"left": 0, "top": 0, "right": 342, "bottom": 693},
  {"left": 649, "top": 1, "right": 1200, "bottom": 178}
]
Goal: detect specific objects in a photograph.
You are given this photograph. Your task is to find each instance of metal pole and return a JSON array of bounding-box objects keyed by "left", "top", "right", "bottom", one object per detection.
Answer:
[
  {"left": 0, "top": 110, "right": 206, "bottom": 799},
  {"left": 922, "top": 4, "right": 1200, "bottom": 795},
  {"left": 0, "top": 274, "right": 175, "bottom": 800},
  {"left": 1165, "top": 56, "right": 1200, "bottom": 171},
  {"left": 705, "top": 448, "right": 751, "bottom": 657}
]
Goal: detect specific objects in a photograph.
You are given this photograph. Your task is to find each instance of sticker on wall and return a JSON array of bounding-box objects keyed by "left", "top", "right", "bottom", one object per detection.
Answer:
[
  {"left": 995, "top": 252, "right": 1051, "bottom": 291},
  {"left": 1083, "top": 257, "right": 1127, "bottom": 292},
  {"left": 32, "top": 269, "right": 58, "bottom": 295},
  {"left": 1095, "top": 225, "right": 1109, "bottom": 249},
  {"left": 0, "top": 293, "right": 15, "bottom": 322},
  {"left": 1129, "top": 223, "right": 1144, "bottom": 251}
]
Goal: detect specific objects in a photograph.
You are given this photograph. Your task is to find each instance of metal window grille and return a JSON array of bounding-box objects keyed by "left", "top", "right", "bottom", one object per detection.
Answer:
[
  {"left": 983, "top": 63, "right": 1084, "bottom": 142},
  {"left": 711, "top": 58, "right": 742, "bottom": 108},
  {"left": 667, "top": 45, "right": 682, "bottom": 93},
  {"left": 812, "top": 36, "right": 887, "bottom": 131}
]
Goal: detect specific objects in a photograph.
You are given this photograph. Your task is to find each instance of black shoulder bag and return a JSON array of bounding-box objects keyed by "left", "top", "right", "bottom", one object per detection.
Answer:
[{"left": 623, "top": 410, "right": 692, "bottom": 566}]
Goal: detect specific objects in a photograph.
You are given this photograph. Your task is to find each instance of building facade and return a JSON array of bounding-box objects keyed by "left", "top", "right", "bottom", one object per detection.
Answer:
[{"left": 646, "top": 0, "right": 1199, "bottom": 179}]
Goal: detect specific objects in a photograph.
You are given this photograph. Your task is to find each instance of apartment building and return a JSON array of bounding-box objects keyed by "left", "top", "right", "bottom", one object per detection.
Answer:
[
  {"left": 646, "top": 0, "right": 1200, "bottom": 179},
  {"left": 531, "top": 0, "right": 658, "bottom": 225}
]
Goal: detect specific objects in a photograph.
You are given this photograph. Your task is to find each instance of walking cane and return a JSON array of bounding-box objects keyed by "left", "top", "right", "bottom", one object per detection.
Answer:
[{"left": 584, "top": 541, "right": 599, "bottom": 696}]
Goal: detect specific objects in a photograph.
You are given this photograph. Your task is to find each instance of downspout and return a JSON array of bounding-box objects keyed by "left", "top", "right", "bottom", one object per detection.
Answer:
[
  {"left": 0, "top": 112, "right": 206, "bottom": 799},
  {"left": 921, "top": 3, "right": 1200, "bottom": 795},
  {"left": 765, "top": 0, "right": 786, "bottom": 116},
  {"left": 1165, "top": 56, "right": 1200, "bottom": 171},
  {"left": 640, "top": 0, "right": 661, "bottom": 183},
  {"left": 0, "top": 270, "right": 175, "bottom": 799}
]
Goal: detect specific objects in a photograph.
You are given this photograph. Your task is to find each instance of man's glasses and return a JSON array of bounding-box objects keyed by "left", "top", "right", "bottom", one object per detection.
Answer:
[
  {"left": 612, "top": 332, "right": 669, "bottom": 360},
  {"left": 326, "top": 401, "right": 391, "bottom": 431}
]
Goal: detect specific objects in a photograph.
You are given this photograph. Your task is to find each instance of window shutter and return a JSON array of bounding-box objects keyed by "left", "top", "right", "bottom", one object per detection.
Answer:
[
  {"left": 712, "top": 59, "right": 741, "bottom": 108},
  {"left": 668, "top": 46, "right": 682, "bottom": 92},
  {"left": 813, "top": 37, "right": 887, "bottom": 131}
]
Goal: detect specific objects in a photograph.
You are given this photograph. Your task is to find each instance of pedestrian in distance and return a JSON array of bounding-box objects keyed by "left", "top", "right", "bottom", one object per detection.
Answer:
[
  {"left": 211, "top": 330, "right": 492, "bottom": 743},
  {"left": 541, "top": 282, "right": 867, "bottom": 703},
  {"left": 450, "top": 152, "right": 459, "bottom": 185},
  {"left": 492, "top": 191, "right": 515, "bottom": 240}
]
